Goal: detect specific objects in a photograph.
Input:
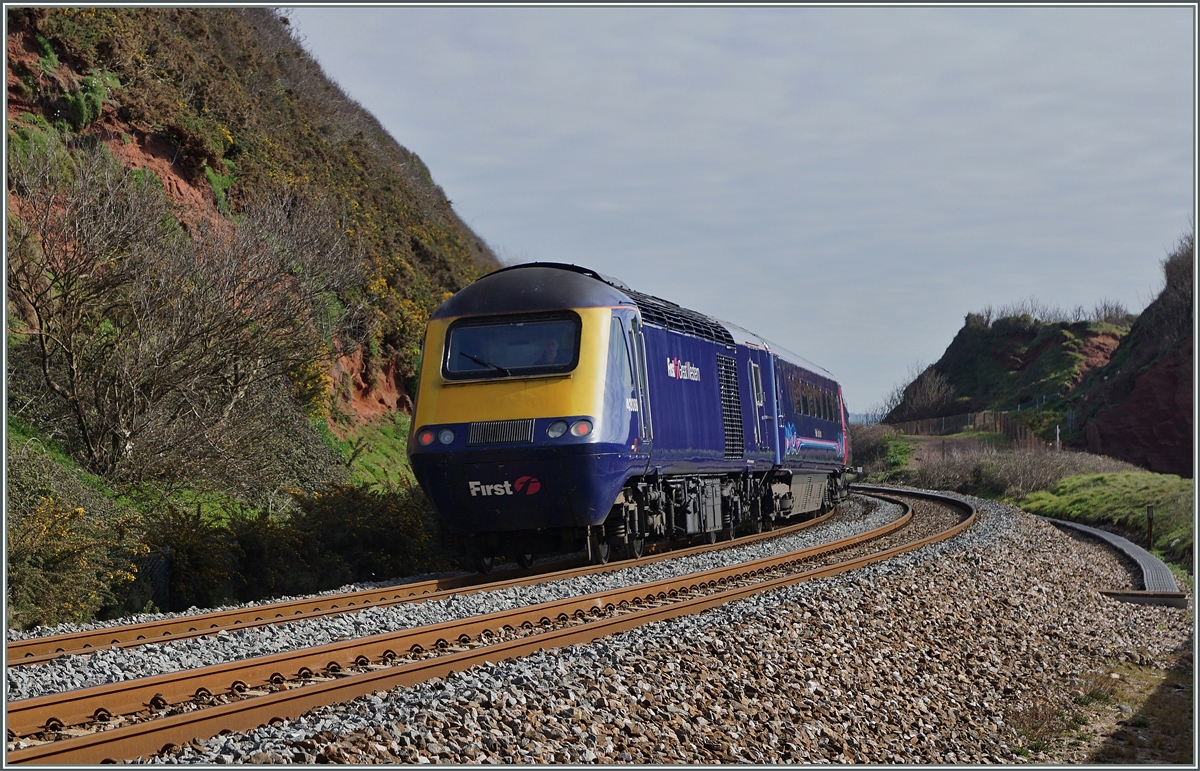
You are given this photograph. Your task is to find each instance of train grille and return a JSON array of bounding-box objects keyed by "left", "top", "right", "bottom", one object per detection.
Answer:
[
  {"left": 468, "top": 419, "right": 535, "bottom": 445},
  {"left": 716, "top": 354, "right": 744, "bottom": 459}
]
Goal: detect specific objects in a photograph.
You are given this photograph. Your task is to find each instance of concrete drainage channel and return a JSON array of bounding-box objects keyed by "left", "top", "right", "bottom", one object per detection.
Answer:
[{"left": 8, "top": 489, "right": 975, "bottom": 764}]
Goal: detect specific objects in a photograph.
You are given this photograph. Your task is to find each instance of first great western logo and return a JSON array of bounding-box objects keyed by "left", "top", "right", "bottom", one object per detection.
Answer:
[
  {"left": 469, "top": 476, "right": 541, "bottom": 496},
  {"left": 666, "top": 356, "right": 700, "bottom": 382}
]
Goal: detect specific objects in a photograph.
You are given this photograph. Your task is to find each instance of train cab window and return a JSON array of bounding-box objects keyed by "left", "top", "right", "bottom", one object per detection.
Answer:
[
  {"left": 443, "top": 312, "right": 581, "bottom": 380},
  {"left": 750, "top": 362, "right": 765, "bottom": 407}
]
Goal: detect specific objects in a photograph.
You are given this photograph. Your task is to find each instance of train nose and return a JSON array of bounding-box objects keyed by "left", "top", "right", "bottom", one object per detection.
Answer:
[{"left": 410, "top": 449, "right": 634, "bottom": 535}]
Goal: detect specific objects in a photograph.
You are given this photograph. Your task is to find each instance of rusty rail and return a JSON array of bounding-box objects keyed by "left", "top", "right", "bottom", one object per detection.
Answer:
[
  {"left": 9, "top": 489, "right": 972, "bottom": 765},
  {"left": 8, "top": 507, "right": 837, "bottom": 666}
]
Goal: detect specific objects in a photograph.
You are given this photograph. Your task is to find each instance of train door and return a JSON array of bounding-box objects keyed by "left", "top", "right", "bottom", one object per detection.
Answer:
[
  {"left": 746, "top": 349, "right": 775, "bottom": 460},
  {"left": 628, "top": 316, "right": 654, "bottom": 458}
]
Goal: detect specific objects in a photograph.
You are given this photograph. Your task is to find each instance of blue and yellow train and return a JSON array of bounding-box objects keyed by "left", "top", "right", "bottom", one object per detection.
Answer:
[{"left": 408, "top": 263, "right": 854, "bottom": 571}]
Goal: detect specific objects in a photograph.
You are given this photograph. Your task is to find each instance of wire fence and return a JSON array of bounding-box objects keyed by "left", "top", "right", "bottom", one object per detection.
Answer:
[{"left": 884, "top": 410, "right": 1048, "bottom": 450}]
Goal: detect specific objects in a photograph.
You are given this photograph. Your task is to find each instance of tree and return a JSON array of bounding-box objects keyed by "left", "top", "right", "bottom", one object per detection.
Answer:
[
  {"left": 7, "top": 132, "right": 360, "bottom": 488},
  {"left": 879, "top": 361, "right": 957, "bottom": 424}
]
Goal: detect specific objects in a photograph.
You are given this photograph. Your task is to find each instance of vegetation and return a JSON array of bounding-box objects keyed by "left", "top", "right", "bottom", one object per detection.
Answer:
[
  {"left": 8, "top": 132, "right": 358, "bottom": 489},
  {"left": 1019, "top": 472, "right": 1193, "bottom": 566},
  {"left": 861, "top": 439, "right": 1192, "bottom": 573},
  {"left": 848, "top": 423, "right": 917, "bottom": 475},
  {"left": 318, "top": 412, "right": 418, "bottom": 487},
  {"left": 878, "top": 315, "right": 1132, "bottom": 425},
  {"left": 5, "top": 8, "right": 495, "bottom": 626},
  {"left": 943, "top": 429, "right": 1010, "bottom": 450},
  {"left": 139, "top": 482, "right": 447, "bottom": 609},
  {"left": 6, "top": 422, "right": 146, "bottom": 628}
]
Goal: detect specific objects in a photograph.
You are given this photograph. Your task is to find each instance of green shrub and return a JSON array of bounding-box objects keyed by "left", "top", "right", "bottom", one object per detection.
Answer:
[
  {"left": 142, "top": 502, "right": 237, "bottom": 610},
  {"left": 6, "top": 430, "right": 146, "bottom": 629},
  {"left": 285, "top": 482, "right": 446, "bottom": 588},
  {"left": 59, "top": 73, "right": 107, "bottom": 130},
  {"left": 850, "top": 423, "right": 916, "bottom": 475},
  {"left": 34, "top": 33, "right": 58, "bottom": 73},
  {"left": 203, "top": 158, "right": 235, "bottom": 213}
]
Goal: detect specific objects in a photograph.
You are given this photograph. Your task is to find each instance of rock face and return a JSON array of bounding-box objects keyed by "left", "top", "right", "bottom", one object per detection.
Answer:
[
  {"left": 1086, "top": 335, "right": 1193, "bottom": 477},
  {"left": 329, "top": 348, "right": 413, "bottom": 428}
]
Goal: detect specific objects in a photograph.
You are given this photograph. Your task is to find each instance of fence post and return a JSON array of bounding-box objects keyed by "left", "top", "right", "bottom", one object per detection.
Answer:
[{"left": 1147, "top": 505, "right": 1155, "bottom": 550}]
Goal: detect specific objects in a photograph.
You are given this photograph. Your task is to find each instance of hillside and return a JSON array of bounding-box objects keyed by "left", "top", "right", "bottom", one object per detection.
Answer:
[
  {"left": 885, "top": 232, "right": 1193, "bottom": 477},
  {"left": 1073, "top": 233, "right": 1193, "bottom": 476},
  {"left": 5, "top": 8, "right": 501, "bottom": 622},
  {"left": 6, "top": 8, "right": 501, "bottom": 481},
  {"left": 6, "top": 7, "right": 498, "bottom": 426}
]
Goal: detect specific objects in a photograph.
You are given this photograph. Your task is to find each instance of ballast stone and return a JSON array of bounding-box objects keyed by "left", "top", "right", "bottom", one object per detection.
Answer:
[{"left": 140, "top": 494, "right": 1188, "bottom": 765}]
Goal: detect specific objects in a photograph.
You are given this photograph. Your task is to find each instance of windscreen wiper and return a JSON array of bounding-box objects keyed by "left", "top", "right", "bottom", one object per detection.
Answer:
[{"left": 459, "top": 351, "right": 511, "bottom": 375}]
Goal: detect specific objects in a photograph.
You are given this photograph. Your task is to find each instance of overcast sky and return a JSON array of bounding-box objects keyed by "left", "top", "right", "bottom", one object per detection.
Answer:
[{"left": 287, "top": 6, "right": 1194, "bottom": 414}]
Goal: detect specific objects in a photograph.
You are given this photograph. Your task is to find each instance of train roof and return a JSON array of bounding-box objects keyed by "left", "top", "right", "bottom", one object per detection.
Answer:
[
  {"left": 719, "top": 319, "right": 836, "bottom": 381},
  {"left": 437, "top": 263, "right": 735, "bottom": 346},
  {"left": 435, "top": 263, "right": 835, "bottom": 382},
  {"left": 430, "top": 263, "right": 631, "bottom": 319}
]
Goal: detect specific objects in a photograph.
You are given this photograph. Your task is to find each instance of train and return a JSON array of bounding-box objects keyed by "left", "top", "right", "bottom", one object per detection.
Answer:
[{"left": 407, "top": 263, "right": 854, "bottom": 572}]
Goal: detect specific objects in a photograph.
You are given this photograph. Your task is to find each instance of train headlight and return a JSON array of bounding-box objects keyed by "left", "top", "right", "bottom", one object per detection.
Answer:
[
  {"left": 437, "top": 428, "right": 456, "bottom": 445},
  {"left": 547, "top": 420, "right": 569, "bottom": 438},
  {"left": 417, "top": 428, "right": 436, "bottom": 446},
  {"left": 569, "top": 419, "right": 593, "bottom": 437}
]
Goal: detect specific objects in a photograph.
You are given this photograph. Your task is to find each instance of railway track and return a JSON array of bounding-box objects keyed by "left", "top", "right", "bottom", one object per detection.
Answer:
[
  {"left": 7, "top": 505, "right": 841, "bottom": 666},
  {"left": 7, "top": 487, "right": 974, "bottom": 765}
]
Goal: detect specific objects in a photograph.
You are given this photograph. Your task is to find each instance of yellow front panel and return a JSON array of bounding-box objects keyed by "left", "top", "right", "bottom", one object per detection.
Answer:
[{"left": 413, "top": 307, "right": 612, "bottom": 426}]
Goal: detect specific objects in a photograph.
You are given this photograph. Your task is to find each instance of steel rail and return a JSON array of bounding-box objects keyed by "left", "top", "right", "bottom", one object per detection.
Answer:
[
  {"left": 10, "top": 489, "right": 974, "bottom": 765},
  {"left": 5, "top": 503, "right": 893, "bottom": 741},
  {"left": 11, "top": 489, "right": 974, "bottom": 758},
  {"left": 8, "top": 507, "right": 838, "bottom": 666}
]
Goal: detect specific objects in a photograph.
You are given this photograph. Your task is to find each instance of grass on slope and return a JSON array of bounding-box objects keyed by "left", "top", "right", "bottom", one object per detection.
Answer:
[
  {"left": 315, "top": 412, "right": 416, "bottom": 488},
  {"left": 1018, "top": 472, "right": 1193, "bottom": 569},
  {"left": 942, "top": 429, "right": 1011, "bottom": 450}
]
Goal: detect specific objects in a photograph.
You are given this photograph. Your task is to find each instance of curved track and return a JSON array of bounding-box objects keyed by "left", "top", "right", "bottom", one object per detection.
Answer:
[
  {"left": 7, "top": 507, "right": 842, "bottom": 666},
  {"left": 7, "top": 487, "right": 973, "bottom": 765}
]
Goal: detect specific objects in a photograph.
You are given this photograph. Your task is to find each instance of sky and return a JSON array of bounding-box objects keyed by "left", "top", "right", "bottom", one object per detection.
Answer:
[{"left": 287, "top": 6, "right": 1195, "bottom": 415}]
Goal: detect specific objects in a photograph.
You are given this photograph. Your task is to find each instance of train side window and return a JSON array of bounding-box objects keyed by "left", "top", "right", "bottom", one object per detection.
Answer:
[
  {"left": 750, "top": 362, "right": 764, "bottom": 407},
  {"left": 802, "top": 382, "right": 811, "bottom": 416}
]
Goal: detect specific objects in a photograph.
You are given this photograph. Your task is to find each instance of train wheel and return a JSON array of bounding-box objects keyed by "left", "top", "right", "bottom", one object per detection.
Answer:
[
  {"left": 750, "top": 517, "right": 764, "bottom": 535},
  {"left": 627, "top": 537, "right": 646, "bottom": 560},
  {"left": 473, "top": 553, "right": 494, "bottom": 575},
  {"left": 516, "top": 554, "right": 535, "bottom": 569},
  {"left": 588, "top": 531, "right": 612, "bottom": 565},
  {"left": 703, "top": 530, "right": 718, "bottom": 545}
]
